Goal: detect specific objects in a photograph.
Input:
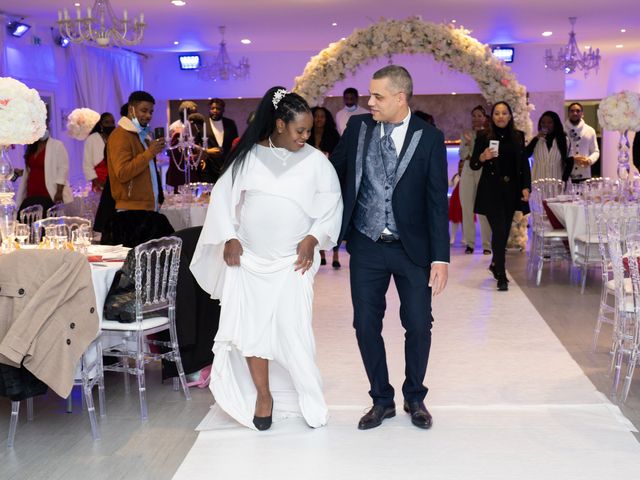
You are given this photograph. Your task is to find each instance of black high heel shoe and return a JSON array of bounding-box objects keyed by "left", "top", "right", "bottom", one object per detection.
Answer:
[{"left": 253, "top": 397, "right": 274, "bottom": 431}]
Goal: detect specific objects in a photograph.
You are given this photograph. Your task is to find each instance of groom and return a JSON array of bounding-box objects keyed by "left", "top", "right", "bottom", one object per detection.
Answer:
[{"left": 330, "top": 65, "right": 449, "bottom": 430}]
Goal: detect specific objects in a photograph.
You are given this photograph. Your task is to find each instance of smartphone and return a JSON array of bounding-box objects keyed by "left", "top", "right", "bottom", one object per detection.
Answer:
[
  {"left": 489, "top": 140, "right": 499, "bottom": 155},
  {"left": 154, "top": 127, "right": 165, "bottom": 139}
]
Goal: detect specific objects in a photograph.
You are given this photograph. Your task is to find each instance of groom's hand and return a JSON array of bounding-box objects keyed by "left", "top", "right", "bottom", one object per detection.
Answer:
[{"left": 429, "top": 263, "right": 448, "bottom": 296}]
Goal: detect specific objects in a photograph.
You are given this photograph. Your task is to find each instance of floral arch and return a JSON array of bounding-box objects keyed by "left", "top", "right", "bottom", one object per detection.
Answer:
[{"left": 293, "top": 17, "right": 533, "bottom": 137}]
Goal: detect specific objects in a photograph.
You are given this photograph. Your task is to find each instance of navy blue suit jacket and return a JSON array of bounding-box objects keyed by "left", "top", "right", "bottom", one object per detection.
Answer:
[{"left": 330, "top": 113, "right": 450, "bottom": 268}]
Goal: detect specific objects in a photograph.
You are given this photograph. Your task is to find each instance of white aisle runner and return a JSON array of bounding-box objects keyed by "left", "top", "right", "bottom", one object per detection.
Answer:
[{"left": 174, "top": 253, "right": 640, "bottom": 479}]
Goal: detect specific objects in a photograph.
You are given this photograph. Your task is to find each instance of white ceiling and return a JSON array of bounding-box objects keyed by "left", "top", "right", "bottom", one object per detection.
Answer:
[{"left": 3, "top": 0, "right": 639, "bottom": 54}]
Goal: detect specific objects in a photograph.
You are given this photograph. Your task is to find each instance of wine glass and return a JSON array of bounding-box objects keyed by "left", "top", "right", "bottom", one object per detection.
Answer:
[
  {"left": 55, "top": 224, "right": 69, "bottom": 249},
  {"left": 0, "top": 204, "right": 17, "bottom": 252},
  {"left": 14, "top": 223, "right": 29, "bottom": 246},
  {"left": 44, "top": 225, "right": 56, "bottom": 248}
]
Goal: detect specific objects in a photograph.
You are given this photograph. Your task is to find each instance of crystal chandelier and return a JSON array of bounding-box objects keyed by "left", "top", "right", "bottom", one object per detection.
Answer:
[
  {"left": 56, "top": 0, "right": 145, "bottom": 48},
  {"left": 198, "top": 26, "right": 250, "bottom": 81},
  {"left": 544, "top": 17, "right": 601, "bottom": 76}
]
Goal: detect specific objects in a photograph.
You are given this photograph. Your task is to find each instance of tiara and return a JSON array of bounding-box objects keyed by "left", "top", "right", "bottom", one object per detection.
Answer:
[{"left": 272, "top": 89, "right": 289, "bottom": 109}]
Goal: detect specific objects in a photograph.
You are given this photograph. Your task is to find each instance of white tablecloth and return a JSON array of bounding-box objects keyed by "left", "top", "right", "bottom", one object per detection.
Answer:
[
  {"left": 161, "top": 204, "right": 208, "bottom": 231},
  {"left": 546, "top": 201, "right": 586, "bottom": 262},
  {"left": 90, "top": 262, "right": 123, "bottom": 323}
]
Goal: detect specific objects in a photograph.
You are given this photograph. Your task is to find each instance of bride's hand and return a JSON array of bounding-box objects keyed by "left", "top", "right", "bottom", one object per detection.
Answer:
[
  {"left": 223, "top": 239, "right": 243, "bottom": 266},
  {"left": 295, "top": 235, "right": 319, "bottom": 274}
]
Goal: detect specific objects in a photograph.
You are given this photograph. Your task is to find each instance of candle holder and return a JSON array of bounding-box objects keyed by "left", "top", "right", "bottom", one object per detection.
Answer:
[{"left": 166, "top": 109, "right": 207, "bottom": 187}]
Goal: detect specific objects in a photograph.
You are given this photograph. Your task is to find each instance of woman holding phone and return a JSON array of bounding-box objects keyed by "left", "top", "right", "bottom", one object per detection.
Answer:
[
  {"left": 525, "top": 111, "right": 570, "bottom": 181},
  {"left": 470, "top": 101, "right": 531, "bottom": 291}
]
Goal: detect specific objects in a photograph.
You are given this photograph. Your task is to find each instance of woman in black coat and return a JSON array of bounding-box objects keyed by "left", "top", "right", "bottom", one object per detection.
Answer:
[
  {"left": 470, "top": 101, "right": 531, "bottom": 291},
  {"left": 307, "top": 106, "right": 342, "bottom": 267}
]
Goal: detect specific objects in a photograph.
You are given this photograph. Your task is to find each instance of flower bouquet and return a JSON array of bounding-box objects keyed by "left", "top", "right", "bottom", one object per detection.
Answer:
[{"left": 66, "top": 107, "right": 100, "bottom": 140}]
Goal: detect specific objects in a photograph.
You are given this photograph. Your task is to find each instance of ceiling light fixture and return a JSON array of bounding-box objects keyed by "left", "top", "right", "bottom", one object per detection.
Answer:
[
  {"left": 616, "top": 44, "right": 624, "bottom": 48},
  {"left": 198, "top": 26, "right": 250, "bottom": 81},
  {"left": 542, "top": 31, "right": 553, "bottom": 37},
  {"left": 620, "top": 28, "right": 626, "bottom": 33},
  {"left": 544, "top": 17, "right": 600, "bottom": 76},
  {"left": 7, "top": 21, "right": 31, "bottom": 38},
  {"left": 57, "top": 0, "right": 145, "bottom": 47},
  {"left": 332, "top": 22, "right": 338, "bottom": 27},
  {"left": 240, "top": 38, "right": 251, "bottom": 45},
  {"left": 171, "top": 0, "right": 187, "bottom": 5},
  {"left": 174, "top": 41, "right": 179, "bottom": 45}
]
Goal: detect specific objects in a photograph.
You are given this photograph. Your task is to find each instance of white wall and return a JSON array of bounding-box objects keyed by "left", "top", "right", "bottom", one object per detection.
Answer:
[{"left": 144, "top": 42, "right": 565, "bottom": 127}]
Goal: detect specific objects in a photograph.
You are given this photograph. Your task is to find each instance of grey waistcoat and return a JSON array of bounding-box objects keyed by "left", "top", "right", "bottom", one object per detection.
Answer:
[{"left": 353, "top": 123, "right": 399, "bottom": 241}]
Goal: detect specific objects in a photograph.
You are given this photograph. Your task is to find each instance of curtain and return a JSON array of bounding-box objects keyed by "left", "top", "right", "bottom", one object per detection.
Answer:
[
  {"left": 65, "top": 45, "right": 143, "bottom": 184},
  {"left": 0, "top": 14, "right": 7, "bottom": 76},
  {"left": 67, "top": 45, "right": 144, "bottom": 116}
]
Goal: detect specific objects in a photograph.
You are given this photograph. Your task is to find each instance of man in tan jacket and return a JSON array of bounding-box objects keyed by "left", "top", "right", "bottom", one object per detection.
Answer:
[{"left": 104, "top": 90, "right": 173, "bottom": 246}]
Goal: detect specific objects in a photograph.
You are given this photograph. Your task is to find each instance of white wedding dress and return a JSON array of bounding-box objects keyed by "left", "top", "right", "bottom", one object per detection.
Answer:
[{"left": 190, "top": 143, "right": 343, "bottom": 430}]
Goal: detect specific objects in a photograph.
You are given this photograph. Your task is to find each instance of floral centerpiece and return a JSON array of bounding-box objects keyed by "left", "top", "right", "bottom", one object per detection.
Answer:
[
  {"left": 66, "top": 107, "right": 100, "bottom": 141},
  {"left": 597, "top": 90, "right": 640, "bottom": 179},
  {"left": 0, "top": 77, "right": 48, "bottom": 207},
  {"left": 292, "top": 17, "right": 534, "bottom": 137}
]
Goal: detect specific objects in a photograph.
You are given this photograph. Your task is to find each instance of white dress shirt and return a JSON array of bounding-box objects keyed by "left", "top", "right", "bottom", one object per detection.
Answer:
[{"left": 210, "top": 118, "right": 224, "bottom": 147}]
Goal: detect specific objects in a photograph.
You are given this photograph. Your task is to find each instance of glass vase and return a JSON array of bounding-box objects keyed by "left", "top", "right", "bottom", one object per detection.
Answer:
[
  {"left": 616, "top": 130, "right": 631, "bottom": 181},
  {"left": 0, "top": 146, "right": 16, "bottom": 206}
]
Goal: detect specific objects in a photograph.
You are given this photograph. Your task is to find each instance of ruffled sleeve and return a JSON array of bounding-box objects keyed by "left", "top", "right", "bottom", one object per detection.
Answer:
[
  {"left": 189, "top": 168, "right": 239, "bottom": 298},
  {"left": 306, "top": 151, "right": 343, "bottom": 250}
]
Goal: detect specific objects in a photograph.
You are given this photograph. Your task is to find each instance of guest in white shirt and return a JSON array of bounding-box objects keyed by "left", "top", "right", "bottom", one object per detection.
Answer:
[
  {"left": 565, "top": 102, "right": 600, "bottom": 182},
  {"left": 335, "top": 87, "right": 369, "bottom": 135},
  {"left": 83, "top": 112, "right": 115, "bottom": 191}
]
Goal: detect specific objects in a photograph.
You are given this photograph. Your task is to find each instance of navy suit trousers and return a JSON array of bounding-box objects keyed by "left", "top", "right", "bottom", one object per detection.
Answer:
[{"left": 347, "top": 229, "right": 433, "bottom": 407}]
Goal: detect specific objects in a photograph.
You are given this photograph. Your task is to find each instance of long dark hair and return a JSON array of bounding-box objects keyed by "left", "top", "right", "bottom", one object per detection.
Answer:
[
  {"left": 89, "top": 112, "right": 114, "bottom": 135},
  {"left": 487, "top": 101, "right": 519, "bottom": 141},
  {"left": 24, "top": 138, "right": 46, "bottom": 163},
  {"left": 538, "top": 110, "right": 567, "bottom": 157},
  {"left": 222, "top": 86, "right": 311, "bottom": 178},
  {"left": 308, "top": 106, "right": 340, "bottom": 154}
]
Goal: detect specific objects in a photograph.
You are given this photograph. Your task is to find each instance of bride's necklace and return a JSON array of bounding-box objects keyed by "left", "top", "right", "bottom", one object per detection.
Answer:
[{"left": 268, "top": 136, "right": 291, "bottom": 166}]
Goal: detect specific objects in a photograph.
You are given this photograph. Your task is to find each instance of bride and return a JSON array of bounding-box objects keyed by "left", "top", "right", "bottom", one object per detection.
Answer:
[{"left": 190, "top": 87, "right": 343, "bottom": 431}]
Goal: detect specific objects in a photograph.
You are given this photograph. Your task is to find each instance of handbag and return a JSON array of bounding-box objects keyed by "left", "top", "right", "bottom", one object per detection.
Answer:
[{"left": 103, "top": 248, "right": 168, "bottom": 323}]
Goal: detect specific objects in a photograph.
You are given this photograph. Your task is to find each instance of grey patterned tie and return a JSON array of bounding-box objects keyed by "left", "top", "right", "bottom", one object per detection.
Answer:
[{"left": 380, "top": 121, "right": 402, "bottom": 178}]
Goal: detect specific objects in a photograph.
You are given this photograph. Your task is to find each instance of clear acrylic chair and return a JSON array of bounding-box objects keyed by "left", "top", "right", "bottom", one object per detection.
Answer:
[
  {"left": 527, "top": 188, "right": 570, "bottom": 285},
  {"left": 32, "top": 216, "right": 92, "bottom": 244},
  {"left": 101, "top": 236, "right": 191, "bottom": 420},
  {"left": 19, "top": 204, "right": 44, "bottom": 244},
  {"left": 7, "top": 334, "right": 105, "bottom": 448},
  {"left": 574, "top": 193, "right": 609, "bottom": 293},
  {"left": 46, "top": 203, "right": 65, "bottom": 217},
  {"left": 605, "top": 214, "right": 640, "bottom": 401},
  {"left": 619, "top": 231, "right": 640, "bottom": 402},
  {"left": 592, "top": 203, "right": 636, "bottom": 351}
]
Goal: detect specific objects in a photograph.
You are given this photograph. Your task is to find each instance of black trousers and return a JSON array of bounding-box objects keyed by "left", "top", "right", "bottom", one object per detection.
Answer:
[
  {"left": 486, "top": 205, "right": 516, "bottom": 277},
  {"left": 347, "top": 229, "right": 433, "bottom": 408}
]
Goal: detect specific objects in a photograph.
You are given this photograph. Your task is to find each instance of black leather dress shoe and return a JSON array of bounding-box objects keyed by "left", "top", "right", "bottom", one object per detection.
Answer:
[
  {"left": 465, "top": 246, "right": 474, "bottom": 254},
  {"left": 357, "top": 405, "right": 396, "bottom": 430},
  {"left": 403, "top": 401, "right": 433, "bottom": 429},
  {"left": 253, "top": 397, "right": 274, "bottom": 431},
  {"left": 488, "top": 264, "right": 498, "bottom": 279},
  {"left": 497, "top": 276, "right": 509, "bottom": 291}
]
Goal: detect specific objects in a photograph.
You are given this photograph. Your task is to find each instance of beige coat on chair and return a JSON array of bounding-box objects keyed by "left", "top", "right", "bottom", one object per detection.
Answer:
[{"left": 0, "top": 250, "right": 99, "bottom": 398}]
